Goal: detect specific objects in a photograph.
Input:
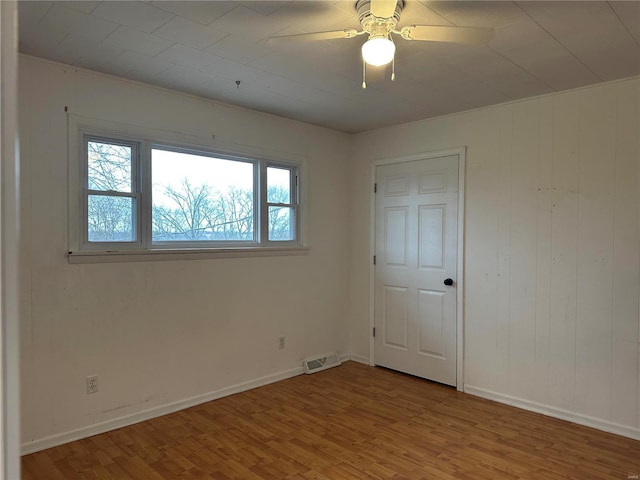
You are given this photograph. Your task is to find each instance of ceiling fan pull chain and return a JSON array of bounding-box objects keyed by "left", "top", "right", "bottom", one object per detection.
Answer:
[
  {"left": 389, "top": 33, "right": 396, "bottom": 81},
  {"left": 362, "top": 58, "right": 367, "bottom": 89}
]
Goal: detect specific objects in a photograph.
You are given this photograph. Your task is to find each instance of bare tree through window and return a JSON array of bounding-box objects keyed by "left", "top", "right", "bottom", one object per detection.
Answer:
[{"left": 84, "top": 138, "right": 297, "bottom": 246}]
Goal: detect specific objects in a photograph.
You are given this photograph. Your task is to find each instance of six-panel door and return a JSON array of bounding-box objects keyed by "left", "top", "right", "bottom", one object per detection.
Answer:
[{"left": 374, "top": 155, "right": 459, "bottom": 386}]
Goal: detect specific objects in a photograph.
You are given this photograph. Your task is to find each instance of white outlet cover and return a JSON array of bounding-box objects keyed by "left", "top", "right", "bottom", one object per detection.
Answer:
[{"left": 86, "top": 375, "right": 98, "bottom": 394}]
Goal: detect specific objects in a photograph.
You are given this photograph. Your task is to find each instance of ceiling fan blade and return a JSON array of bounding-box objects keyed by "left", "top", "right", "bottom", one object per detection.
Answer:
[
  {"left": 269, "top": 29, "right": 359, "bottom": 44},
  {"left": 400, "top": 25, "right": 494, "bottom": 45},
  {"left": 370, "top": 0, "right": 397, "bottom": 18}
]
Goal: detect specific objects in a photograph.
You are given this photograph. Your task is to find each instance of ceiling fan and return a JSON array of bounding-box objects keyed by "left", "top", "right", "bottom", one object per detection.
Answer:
[{"left": 269, "top": 0, "right": 493, "bottom": 88}]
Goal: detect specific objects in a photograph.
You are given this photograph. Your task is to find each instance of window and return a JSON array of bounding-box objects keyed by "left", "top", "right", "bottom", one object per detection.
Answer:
[
  {"left": 267, "top": 166, "right": 297, "bottom": 242},
  {"left": 84, "top": 136, "right": 140, "bottom": 245},
  {"left": 151, "top": 147, "right": 256, "bottom": 244},
  {"left": 79, "top": 132, "right": 300, "bottom": 252}
]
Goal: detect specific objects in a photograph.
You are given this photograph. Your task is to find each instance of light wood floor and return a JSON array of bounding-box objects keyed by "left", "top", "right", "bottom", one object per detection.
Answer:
[{"left": 22, "top": 361, "right": 639, "bottom": 479}]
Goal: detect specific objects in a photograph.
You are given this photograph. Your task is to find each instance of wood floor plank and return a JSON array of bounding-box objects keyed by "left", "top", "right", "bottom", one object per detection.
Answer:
[{"left": 22, "top": 362, "right": 640, "bottom": 479}]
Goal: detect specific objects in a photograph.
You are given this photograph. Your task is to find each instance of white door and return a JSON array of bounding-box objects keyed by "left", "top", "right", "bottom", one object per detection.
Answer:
[{"left": 374, "top": 155, "right": 459, "bottom": 386}]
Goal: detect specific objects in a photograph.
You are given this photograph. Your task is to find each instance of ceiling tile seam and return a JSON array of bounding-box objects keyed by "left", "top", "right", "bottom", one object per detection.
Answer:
[
  {"left": 303, "top": 73, "right": 376, "bottom": 107},
  {"left": 50, "top": 33, "right": 72, "bottom": 59},
  {"left": 236, "top": 56, "right": 370, "bottom": 107},
  {"left": 149, "top": 2, "right": 179, "bottom": 32},
  {"left": 414, "top": 2, "right": 542, "bottom": 99},
  {"left": 149, "top": 2, "right": 224, "bottom": 27},
  {"left": 417, "top": 1, "right": 555, "bottom": 94},
  {"left": 84, "top": 2, "right": 100, "bottom": 16},
  {"left": 73, "top": 6, "right": 122, "bottom": 42},
  {"left": 429, "top": 53, "right": 521, "bottom": 102},
  {"left": 391, "top": 96, "right": 449, "bottom": 119},
  {"left": 514, "top": 1, "right": 603, "bottom": 82},
  {"left": 126, "top": 39, "right": 174, "bottom": 65},
  {"left": 22, "top": 3, "right": 58, "bottom": 52},
  {"left": 146, "top": 14, "right": 233, "bottom": 53},
  {"left": 91, "top": 2, "right": 172, "bottom": 36},
  {"left": 157, "top": 29, "right": 231, "bottom": 57},
  {"left": 269, "top": 24, "right": 307, "bottom": 39},
  {"left": 106, "top": 53, "right": 134, "bottom": 77},
  {"left": 109, "top": 47, "right": 176, "bottom": 75},
  {"left": 607, "top": 1, "right": 640, "bottom": 49},
  {"left": 146, "top": 4, "right": 181, "bottom": 25},
  {"left": 151, "top": 44, "right": 199, "bottom": 67},
  {"left": 399, "top": 56, "right": 514, "bottom": 106},
  {"left": 391, "top": 73, "right": 479, "bottom": 111},
  {"left": 253, "top": 72, "right": 366, "bottom": 110},
  {"left": 416, "top": 2, "right": 456, "bottom": 27},
  {"left": 205, "top": 5, "right": 241, "bottom": 29},
  {"left": 264, "top": 2, "right": 293, "bottom": 18},
  {"left": 201, "top": 32, "right": 233, "bottom": 52},
  {"left": 484, "top": 45, "right": 555, "bottom": 93},
  {"left": 147, "top": 10, "right": 178, "bottom": 37},
  {"left": 36, "top": 1, "right": 54, "bottom": 24}
]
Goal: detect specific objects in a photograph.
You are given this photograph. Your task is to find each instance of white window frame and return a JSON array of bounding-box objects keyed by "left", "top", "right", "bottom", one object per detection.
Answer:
[
  {"left": 149, "top": 143, "right": 262, "bottom": 249},
  {"left": 262, "top": 162, "right": 300, "bottom": 246},
  {"left": 69, "top": 120, "right": 306, "bottom": 262},
  {"left": 81, "top": 134, "right": 142, "bottom": 251}
]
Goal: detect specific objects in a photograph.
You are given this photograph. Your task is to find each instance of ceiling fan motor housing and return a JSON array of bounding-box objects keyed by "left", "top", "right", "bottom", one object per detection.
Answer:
[{"left": 356, "top": 0, "right": 404, "bottom": 34}]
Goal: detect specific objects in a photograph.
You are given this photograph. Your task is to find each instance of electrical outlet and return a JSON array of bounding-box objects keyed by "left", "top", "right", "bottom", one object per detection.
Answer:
[
  {"left": 86, "top": 375, "right": 98, "bottom": 394},
  {"left": 278, "top": 336, "right": 286, "bottom": 350}
]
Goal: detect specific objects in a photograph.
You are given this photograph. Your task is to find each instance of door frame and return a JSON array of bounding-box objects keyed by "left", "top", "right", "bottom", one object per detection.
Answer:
[
  {"left": 368, "top": 147, "right": 466, "bottom": 392},
  {"left": 1, "top": 1, "right": 21, "bottom": 476}
]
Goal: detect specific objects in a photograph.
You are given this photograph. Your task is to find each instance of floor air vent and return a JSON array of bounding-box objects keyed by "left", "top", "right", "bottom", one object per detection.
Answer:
[{"left": 303, "top": 353, "right": 342, "bottom": 374}]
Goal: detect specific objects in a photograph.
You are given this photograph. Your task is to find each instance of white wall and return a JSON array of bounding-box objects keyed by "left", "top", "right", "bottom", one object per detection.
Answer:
[
  {"left": 19, "top": 55, "right": 351, "bottom": 452},
  {"left": 349, "top": 77, "right": 640, "bottom": 437}
]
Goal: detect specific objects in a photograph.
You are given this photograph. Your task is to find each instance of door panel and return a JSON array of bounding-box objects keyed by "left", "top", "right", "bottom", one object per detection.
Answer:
[
  {"left": 384, "top": 207, "right": 408, "bottom": 266},
  {"left": 374, "top": 155, "right": 458, "bottom": 386},
  {"left": 418, "top": 289, "right": 446, "bottom": 358},
  {"left": 385, "top": 175, "right": 411, "bottom": 195},
  {"left": 419, "top": 170, "right": 447, "bottom": 193},
  {"left": 383, "top": 286, "right": 409, "bottom": 350},
  {"left": 419, "top": 205, "right": 445, "bottom": 269}
]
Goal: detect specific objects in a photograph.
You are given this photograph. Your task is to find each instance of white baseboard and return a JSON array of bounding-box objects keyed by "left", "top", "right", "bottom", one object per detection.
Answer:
[
  {"left": 339, "top": 353, "right": 352, "bottom": 363},
  {"left": 348, "top": 353, "right": 371, "bottom": 365},
  {"left": 21, "top": 365, "right": 305, "bottom": 455},
  {"left": 464, "top": 385, "right": 640, "bottom": 441}
]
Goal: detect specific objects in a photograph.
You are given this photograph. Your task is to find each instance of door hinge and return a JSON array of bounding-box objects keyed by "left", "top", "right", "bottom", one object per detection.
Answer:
[
  {"left": 373, "top": 255, "right": 376, "bottom": 265},
  {"left": 373, "top": 327, "right": 376, "bottom": 338},
  {"left": 374, "top": 183, "right": 377, "bottom": 193}
]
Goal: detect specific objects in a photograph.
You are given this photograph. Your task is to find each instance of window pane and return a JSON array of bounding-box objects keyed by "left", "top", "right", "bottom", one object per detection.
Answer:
[
  {"left": 88, "top": 195, "right": 135, "bottom": 242},
  {"left": 152, "top": 149, "right": 254, "bottom": 242},
  {"left": 268, "top": 206, "right": 295, "bottom": 241},
  {"left": 267, "top": 167, "right": 291, "bottom": 204},
  {"left": 87, "top": 141, "right": 132, "bottom": 192}
]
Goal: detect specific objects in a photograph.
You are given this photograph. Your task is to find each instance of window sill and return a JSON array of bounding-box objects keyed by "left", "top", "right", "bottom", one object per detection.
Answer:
[{"left": 67, "top": 246, "right": 309, "bottom": 264}]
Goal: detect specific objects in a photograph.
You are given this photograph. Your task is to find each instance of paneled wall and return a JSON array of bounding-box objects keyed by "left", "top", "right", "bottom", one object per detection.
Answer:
[
  {"left": 349, "top": 77, "right": 640, "bottom": 436},
  {"left": 19, "top": 56, "right": 351, "bottom": 452}
]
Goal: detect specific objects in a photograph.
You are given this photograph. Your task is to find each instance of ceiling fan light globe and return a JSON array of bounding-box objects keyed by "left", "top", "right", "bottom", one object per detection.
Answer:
[{"left": 361, "top": 37, "right": 395, "bottom": 66}]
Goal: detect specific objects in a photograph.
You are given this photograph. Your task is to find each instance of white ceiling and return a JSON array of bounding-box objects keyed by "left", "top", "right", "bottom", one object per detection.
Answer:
[{"left": 18, "top": 1, "right": 640, "bottom": 133}]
